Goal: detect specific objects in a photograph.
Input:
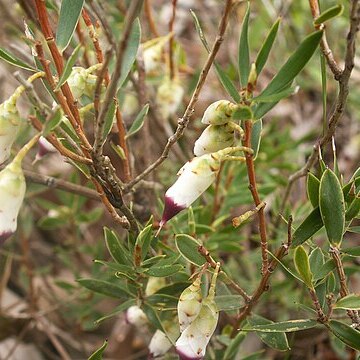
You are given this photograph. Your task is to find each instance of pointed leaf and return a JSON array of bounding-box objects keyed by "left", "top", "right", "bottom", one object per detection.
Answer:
[
  {"left": 314, "top": 5, "right": 344, "bottom": 25},
  {"left": 329, "top": 320, "right": 360, "bottom": 351},
  {"left": 249, "top": 315, "right": 290, "bottom": 351},
  {"left": 244, "top": 319, "right": 318, "bottom": 332},
  {"left": 78, "top": 278, "right": 133, "bottom": 298},
  {"left": 334, "top": 294, "right": 360, "bottom": 310},
  {"left": 307, "top": 172, "right": 320, "bottom": 207},
  {"left": 294, "top": 246, "right": 313, "bottom": 288},
  {"left": 253, "top": 86, "right": 299, "bottom": 103},
  {"left": 309, "top": 247, "right": 324, "bottom": 279},
  {"left": 102, "top": 101, "right": 117, "bottom": 140},
  {"left": 255, "top": 18, "right": 281, "bottom": 75},
  {"left": 42, "top": 107, "right": 63, "bottom": 136},
  {"left": 215, "top": 295, "right": 244, "bottom": 311},
  {"left": 292, "top": 207, "right": 324, "bottom": 247},
  {"left": 104, "top": 227, "right": 133, "bottom": 266},
  {"left": 319, "top": 169, "right": 345, "bottom": 246},
  {"left": 118, "top": 19, "right": 141, "bottom": 88},
  {"left": 251, "top": 119, "right": 262, "bottom": 160},
  {"left": 345, "top": 196, "right": 360, "bottom": 221},
  {"left": 238, "top": 2, "right": 251, "bottom": 87},
  {"left": 146, "top": 264, "right": 183, "bottom": 277},
  {"left": 88, "top": 340, "right": 108, "bottom": 360},
  {"left": 142, "top": 303, "right": 166, "bottom": 333},
  {"left": 55, "top": 44, "right": 81, "bottom": 90},
  {"left": 134, "top": 224, "right": 153, "bottom": 261},
  {"left": 258, "top": 30, "right": 323, "bottom": 97},
  {"left": 175, "top": 234, "right": 206, "bottom": 266},
  {"left": 126, "top": 103, "right": 149, "bottom": 138},
  {"left": 56, "top": 0, "right": 85, "bottom": 52},
  {"left": 223, "top": 331, "right": 246, "bottom": 360},
  {"left": 341, "top": 246, "right": 360, "bottom": 257},
  {"left": 95, "top": 299, "right": 136, "bottom": 324},
  {"left": 0, "top": 47, "right": 36, "bottom": 71}
]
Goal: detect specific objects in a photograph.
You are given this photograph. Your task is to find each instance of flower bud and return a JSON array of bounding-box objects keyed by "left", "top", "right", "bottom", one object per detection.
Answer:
[
  {"left": 156, "top": 78, "right": 184, "bottom": 119},
  {"left": 67, "top": 65, "right": 102, "bottom": 99},
  {"left": 178, "top": 274, "right": 203, "bottom": 332},
  {"left": 0, "top": 96, "right": 21, "bottom": 164},
  {"left": 201, "top": 100, "right": 236, "bottom": 125},
  {"left": 126, "top": 305, "right": 148, "bottom": 327},
  {"left": 35, "top": 136, "right": 57, "bottom": 160},
  {"left": 193, "top": 123, "right": 235, "bottom": 156},
  {"left": 0, "top": 135, "right": 39, "bottom": 244},
  {"left": 175, "top": 263, "right": 220, "bottom": 360},
  {"left": 148, "top": 322, "right": 179, "bottom": 359}
]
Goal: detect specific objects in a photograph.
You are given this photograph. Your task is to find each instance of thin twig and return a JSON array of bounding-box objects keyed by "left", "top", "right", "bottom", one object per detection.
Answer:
[
  {"left": 231, "top": 216, "right": 293, "bottom": 337},
  {"left": 124, "top": 0, "right": 234, "bottom": 191},
  {"left": 243, "top": 120, "right": 268, "bottom": 274},
  {"left": 168, "top": 0, "right": 177, "bottom": 80},
  {"left": 144, "top": 0, "right": 159, "bottom": 37}
]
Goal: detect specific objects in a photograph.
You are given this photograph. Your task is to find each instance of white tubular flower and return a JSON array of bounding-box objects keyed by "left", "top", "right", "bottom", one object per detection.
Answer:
[
  {"left": 201, "top": 100, "right": 236, "bottom": 125},
  {"left": 0, "top": 135, "right": 39, "bottom": 244},
  {"left": 145, "top": 277, "right": 166, "bottom": 296},
  {"left": 194, "top": 123, "right": 236, "bottom": 156},
  {"left": 156, "top": 79, "right": 184, "bottom": 119},
  {"left": 126, "top": 305, "right": 147, "bottom": 327},
  {"left": 178, "top": 274, "right": 203, "bottom": 332},
  {"left": 159, "top": 147, "right": 250, "bottom": 229},
  {"left": 0, "top": 95, "right": 21, "bottom": 165},
  {"left": 175, "top": 264, "right": 220, "bottom": 360},
  {"left": 67, "top": 65, "right": 101, "bottom": 99}
]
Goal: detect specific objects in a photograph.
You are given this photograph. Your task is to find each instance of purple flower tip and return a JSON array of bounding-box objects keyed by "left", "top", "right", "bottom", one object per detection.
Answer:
[
  {"left": 176, "top": 349, "right": 203, "bottom": 360},
  {"left": 161, "top": 196, "right": 186, "bottom": 225},
  {"left": 0, "top": 231, "right": 14, "bottom": 245}
]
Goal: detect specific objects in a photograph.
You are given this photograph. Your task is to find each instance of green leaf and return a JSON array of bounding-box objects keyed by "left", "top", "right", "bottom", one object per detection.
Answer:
[
  {"left": 307, "top": 172, "right": 320, "bottom": 207},
  {"left": 118, "top": 18, "right": 141, "bottom": 88},
  {"left": 319, "top": 169, "right": 345, "bottom": 246},
  {"left": 134, "top": 224, "right": 153, "bottom": 262},
  {"left": 294, "top": 246, "right": 313, "bottom": 288},
  {"left": 190, "top": 10, "right": 240, "bottom": 102},
  {"left": 238, "top": 2, "right": 250, "bottom": 87},
  {"left": 258, "top": 30, "right": 323, "bottom": 97},
  {"left": 102, "top": 101, "right": 117, "bottom": 140},
  {"left": 244, "top": 319, "right": 318, "bottom": 332},
  {"left": 341, "top": 246, "right": 360, "bottom": 257},
  {"left": 146, "top": 264, "right": 184, "bottom": 277},
  {"left": 42, "top": 107, "right": 63, "bottom": 136},
  {"left": 55, "top": 44, "right": 81, "bottom": 90},
  {"left": 291, "top": 207, "right": 324, "bottom": 247},
  {"left": 223, "top": 331, "right": 246, "bottom": 360},
  {"left": 313, "top": 259, "right": 336, "bottom": 281},
  {"left": 142, "top": 303, "right": 166, "bottom": 333},
  {"left": 334, "top": 294, "right": 360, "bottom": 310},
  {"left": 95, "top": 299, "right": 136, "bottom": 324},
  {"left": 309, "top": 247, "right": 324, "bottom": 280},
  {"left": 78, "top": 278, "right": 133, "bottom": 298},
  {"left": 345, "top": 196, "right": 360, "bottom": 221},
  {"left": 249, "top": 315, "right": 290, "bottom": 351},
  {"left": 253, "top": 86, "right": 298, "bottom": 103},
  {"left": 56, "top": 0, "right": 85, "bottom": 52},
  {"left": 215, "top": 295, "right": 244, "bottom": 311},
  {"left": 255, "top": 17, "right": 281, "bottom": 75},
  {"left": 251, "top": 119, "right": 262, "bottom": 160},
  {"left": 104, "top": 227, "right": 133, "bottom": 266},
  {"left": 314, "top": 5, "right": 344, "bottom": 25},
  {"left": 0, "top": 47, "right": 36, "bottom": 71},
  {"left": 126, "top": 103, "right": 149, "bottom": 139},
  {"left": 88, "top": 340, "right": 107, "bottom": 360},
  {"left": 175, "top": 234, "right": 206, "bottom": 266},
  {"left": 328, "top": 320, "right": 360, "bottom": 351}
]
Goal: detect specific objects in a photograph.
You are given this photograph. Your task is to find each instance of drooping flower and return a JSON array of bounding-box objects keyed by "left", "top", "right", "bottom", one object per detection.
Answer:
[
  {"left": 125, "top": 305, "right": 148, "bottom": 327},
  {"left": 35, "top": 136, "right": 57, "bottom": 161},
  {"left": 193, "top": 122, "right": 244, "bottom": 156},
  {"left": 201, "top": 100, "right": 236, "bottom": 125},
  {"left": 156, "top": 78, "right": 184, "bottom": 119},
  {"left": 175, "top": 263, "right": 220, "bottom": 360},
  {"left": 159, "top": 147, "right": 250, "bottom": 229},
  {"left": 0, "top": 135, "right": 39, "bottom": 244}
]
